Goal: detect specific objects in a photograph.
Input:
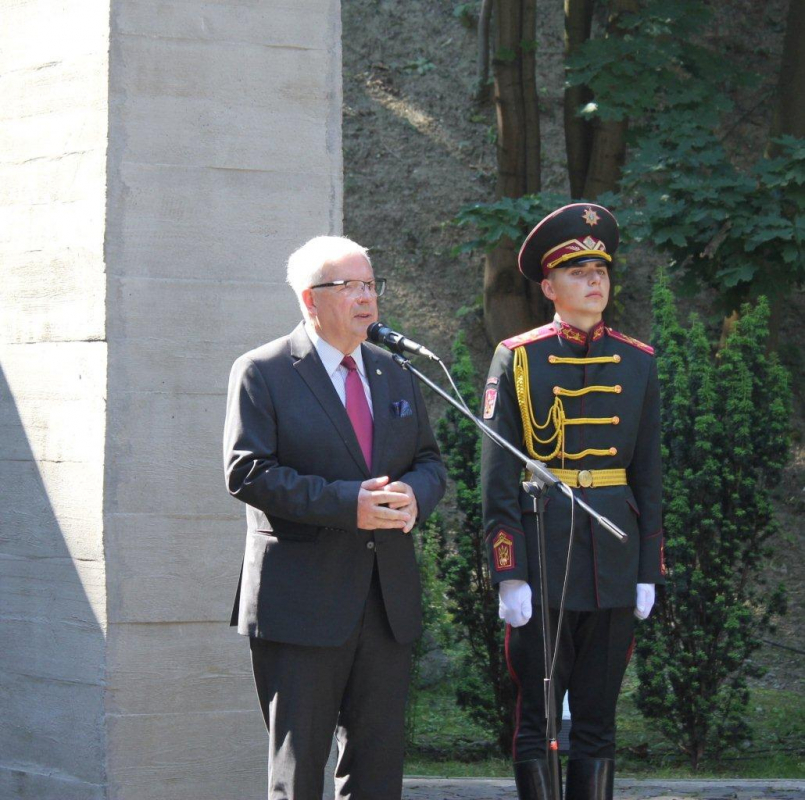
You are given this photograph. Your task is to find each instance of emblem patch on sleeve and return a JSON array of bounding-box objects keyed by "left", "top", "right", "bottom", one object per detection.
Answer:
[
  {"left": 483, "top": 387, "right": 498, "bottom": 419},
  {"left": 493, "top": 530, "right": 515, "bottom": 571}
]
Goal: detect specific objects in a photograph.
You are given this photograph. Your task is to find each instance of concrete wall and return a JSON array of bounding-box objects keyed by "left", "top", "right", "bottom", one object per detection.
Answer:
[
  {"left": 1, "top": 0, "right": 343, "bottom": 797},
  {"left": 0, "top": 1, "right": 110, "bottom": 797}
]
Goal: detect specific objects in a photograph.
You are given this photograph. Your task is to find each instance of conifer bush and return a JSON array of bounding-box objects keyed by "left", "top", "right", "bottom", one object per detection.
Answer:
[
  {"left": 636, "top": 280, "right": 790, "bottom": 769},
  {"left": 429, "top": 331, "right": 514, "bottom": 756}
]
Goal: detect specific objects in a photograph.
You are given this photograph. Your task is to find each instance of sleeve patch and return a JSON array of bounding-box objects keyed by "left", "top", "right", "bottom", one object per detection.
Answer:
[
  {"left": 486, "top": 376, "right": 500, "bottom": 386},
  {"left": 483, "top": 387, "right": 498, "bottom": 419},
  {"left": 493, "top": 530, "right": 516, "bottom": 571}
]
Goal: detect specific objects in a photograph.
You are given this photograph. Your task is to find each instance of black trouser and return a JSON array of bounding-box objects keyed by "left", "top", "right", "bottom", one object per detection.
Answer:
[
  {"left": 250, "top": 563, "right": 413, "bottom": 800},
  {"left": 506, "top": 606, "right": 634, "bottom": 762}
]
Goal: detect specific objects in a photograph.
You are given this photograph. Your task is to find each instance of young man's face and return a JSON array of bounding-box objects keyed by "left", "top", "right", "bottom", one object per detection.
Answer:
[{"left": 540, "top": 260, "right": 610, "bottom": 319}]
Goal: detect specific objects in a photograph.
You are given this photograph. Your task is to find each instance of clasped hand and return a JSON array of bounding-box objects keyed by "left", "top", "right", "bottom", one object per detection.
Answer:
[{"left": 357, "top": 476, "right": 418, "bottom": 533}]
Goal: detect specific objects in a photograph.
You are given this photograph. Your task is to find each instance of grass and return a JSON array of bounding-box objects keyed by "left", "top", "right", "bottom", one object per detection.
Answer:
[{"left": 404, "top": 662, "right": 805, "bottom": 779}]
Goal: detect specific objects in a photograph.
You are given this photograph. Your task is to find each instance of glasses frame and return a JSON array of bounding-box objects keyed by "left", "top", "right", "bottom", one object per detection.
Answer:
[{"left": 309, "top": 278, "right": 386, "bottom": 297}]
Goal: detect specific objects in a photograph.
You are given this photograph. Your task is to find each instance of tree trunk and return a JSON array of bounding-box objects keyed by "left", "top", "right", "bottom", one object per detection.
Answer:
[
  {"left": 564, "top": 0, "right": 595, "bottom": 198},
  {"left": 581, "top": 0, "right": 639, "bottom": 199},
  {"left": 767, "top": 0, "right": 805, "bottom": 156},
  {"left": 484, "top": 0, "right": 543, "bottom": 343},
  {"left": 484, "top": 240, "right": 538, "bottom": 344},
  {"left": 583, "top": 117, "right": 628, "bottom": 199},
  {"left": 476, "top": 0, "right": 494, "bottom": 102}
]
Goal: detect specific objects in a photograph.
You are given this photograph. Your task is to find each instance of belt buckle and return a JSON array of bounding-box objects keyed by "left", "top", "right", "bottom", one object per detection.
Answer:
[{"left": 578, "top": 469, "right": 593, "bottom": 488}]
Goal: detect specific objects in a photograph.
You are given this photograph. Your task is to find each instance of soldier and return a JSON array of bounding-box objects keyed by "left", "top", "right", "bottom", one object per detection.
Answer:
[{"left": 481, "top": 204, "right": 665, "bottom": 800}]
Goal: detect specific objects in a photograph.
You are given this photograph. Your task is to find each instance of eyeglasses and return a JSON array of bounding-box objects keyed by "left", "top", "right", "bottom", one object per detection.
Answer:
[{"left": 309, "top": 278, "right": 387, "bottom": 297}]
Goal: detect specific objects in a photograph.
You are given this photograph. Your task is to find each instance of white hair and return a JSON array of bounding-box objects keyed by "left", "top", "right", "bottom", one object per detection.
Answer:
[{"left": 286, "top": 236, "right": 371, "bottom": 318}]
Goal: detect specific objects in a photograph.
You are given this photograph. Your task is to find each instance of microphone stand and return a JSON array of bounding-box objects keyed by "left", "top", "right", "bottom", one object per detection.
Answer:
[{"left": 390, "top": 353, "right": 627, "bottom": 800}]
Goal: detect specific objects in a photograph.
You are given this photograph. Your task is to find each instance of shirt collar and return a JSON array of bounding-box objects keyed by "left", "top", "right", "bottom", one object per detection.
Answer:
[
  {"left": 553, "top": 314, "right": 607, "bottom": 346},
  {"left": 305, "top": 323, "right": 366, "bottom": 378}
]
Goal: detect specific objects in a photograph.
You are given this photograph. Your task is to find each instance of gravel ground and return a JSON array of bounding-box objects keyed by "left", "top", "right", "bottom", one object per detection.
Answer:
[{"left": 402, "top": 777, "right": 805, "bottom": 800}]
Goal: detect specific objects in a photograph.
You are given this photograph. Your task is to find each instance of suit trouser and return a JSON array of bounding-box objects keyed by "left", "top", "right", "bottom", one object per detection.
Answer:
[
  {"left": 506, "top": 606, "right": 635, "bottom": 762},
  {"left": 250, "top": 562, "right": 413, "bottom": 800}
]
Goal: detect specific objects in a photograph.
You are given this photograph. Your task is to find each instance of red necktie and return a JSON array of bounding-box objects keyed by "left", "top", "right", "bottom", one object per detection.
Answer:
[{"left": 341, "top": 355, "right": 373, "bottom": 470}]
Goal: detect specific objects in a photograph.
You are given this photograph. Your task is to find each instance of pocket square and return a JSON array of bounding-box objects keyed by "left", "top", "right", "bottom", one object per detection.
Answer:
[{"left": 391, "top": 399, "right": 413, "bottom": 418}]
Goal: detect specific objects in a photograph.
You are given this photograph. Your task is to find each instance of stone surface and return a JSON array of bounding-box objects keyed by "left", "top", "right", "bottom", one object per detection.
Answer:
[{"left": 1, "top": 0, "right": 343, "bottom": 797}]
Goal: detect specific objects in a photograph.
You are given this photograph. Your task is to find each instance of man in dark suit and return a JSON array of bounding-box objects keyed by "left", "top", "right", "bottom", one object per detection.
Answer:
[
  {"left": 481, "top": 204, "right": 664, "bottom": 800},
  {"left": 223, "top": 235, "right": 446, "bottom": 799}
]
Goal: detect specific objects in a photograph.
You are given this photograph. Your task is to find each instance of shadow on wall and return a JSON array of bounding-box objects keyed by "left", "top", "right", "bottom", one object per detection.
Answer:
[{"left": 0, "top": 364, "right": 107, "bottom": 800}]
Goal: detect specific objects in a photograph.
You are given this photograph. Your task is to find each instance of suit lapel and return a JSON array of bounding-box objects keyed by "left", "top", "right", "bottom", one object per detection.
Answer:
[
  {"left": 363, "top": 344, "right": 390, "bottom": 475},
  {"left": 289, "top": 323, "right": 370, "bottom": 477}
]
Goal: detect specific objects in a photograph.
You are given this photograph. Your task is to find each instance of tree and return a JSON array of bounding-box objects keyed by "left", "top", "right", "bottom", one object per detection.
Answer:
[
  {"left": 563, "top": 0, "right": 595, "bottom": 199},
  {"left": 564, "top": 0, "right": 639, "bottom": 199},
  {"left": 768, "top": 0, "right": 805, "bottom": 155},
  {"left": 481, "top": 0, "right": 545, "bottom": 344},
  {"left": 636, "top": 280, "right": 789, "bottom": 769}
]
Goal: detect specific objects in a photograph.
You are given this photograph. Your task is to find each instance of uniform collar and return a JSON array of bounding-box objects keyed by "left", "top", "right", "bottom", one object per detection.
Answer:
[{"left": 553, "top": 314, "right": 606, "bottom": 346}]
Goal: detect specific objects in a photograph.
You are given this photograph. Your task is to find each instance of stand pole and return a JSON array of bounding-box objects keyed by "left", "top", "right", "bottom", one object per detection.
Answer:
[{"left": 532, "top": 485, "right": 562, "bottom": 800}]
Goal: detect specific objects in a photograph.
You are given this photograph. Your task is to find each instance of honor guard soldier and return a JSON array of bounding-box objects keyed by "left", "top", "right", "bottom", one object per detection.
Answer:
[{"left": 481, "top": 204, "right": 665, "bottom": 800}]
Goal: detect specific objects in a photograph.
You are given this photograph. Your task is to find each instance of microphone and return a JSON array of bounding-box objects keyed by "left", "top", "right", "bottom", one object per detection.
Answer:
[{"left": 367, "top": 322, "right": 440, "bottom": 361}]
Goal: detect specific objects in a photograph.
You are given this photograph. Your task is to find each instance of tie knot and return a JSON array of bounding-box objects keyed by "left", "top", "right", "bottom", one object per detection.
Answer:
[{"left": 341, "top": 355, "right": 358, "bottom": 372}]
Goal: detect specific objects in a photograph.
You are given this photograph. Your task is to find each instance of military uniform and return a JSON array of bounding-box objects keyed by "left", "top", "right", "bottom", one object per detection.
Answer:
[{"left": 480, "top": 203, "right": 664, "bottom": 800}]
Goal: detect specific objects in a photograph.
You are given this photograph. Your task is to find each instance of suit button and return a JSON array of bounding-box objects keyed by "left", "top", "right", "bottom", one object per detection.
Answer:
[{"left": 367, "top": 541, "right": 375, "bottom": 550}]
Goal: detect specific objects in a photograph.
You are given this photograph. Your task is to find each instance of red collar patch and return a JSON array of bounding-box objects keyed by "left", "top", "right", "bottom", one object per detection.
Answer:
[{"left": 555, "top": 319, "right": 606, "bottom": 346}]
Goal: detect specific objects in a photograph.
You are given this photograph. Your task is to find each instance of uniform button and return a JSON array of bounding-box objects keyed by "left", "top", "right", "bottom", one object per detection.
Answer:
[
  {"left": 609, "top": 447, "right": 618, "bottom": 455},
  {"left": 367, "top": 541, "right": 375, "bottom": 550},
  {"left": 613, "top": 354, "right": 621, "bottom": 363},
  {"left": 548, "top": 355, "right": 558, "bottom": 363},
  {"left": 612, "top": 416, "right": 620, "bottom": 425},
  {"left": 553, "top": 386, "right": 561, "bottom": 395},
  {"left": 614, "top": 385, "right": 622, "bottom": 393}
]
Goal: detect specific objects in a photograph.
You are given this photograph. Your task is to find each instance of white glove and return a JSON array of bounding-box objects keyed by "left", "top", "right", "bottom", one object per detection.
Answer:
[
  {"left": 498, "top": 580, "right": 533, "bottom": 627},
  {"left": 634, "top": 583, "right": 655, "bottom": 620}
]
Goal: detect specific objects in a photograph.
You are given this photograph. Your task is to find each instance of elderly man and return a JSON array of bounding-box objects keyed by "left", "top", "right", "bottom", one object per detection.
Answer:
[
  {"left": 481, "top": 204, "right": 664, "bottom": 800},
  {"left": 223, "top": 236, "right": 446, "bottom": 799}
]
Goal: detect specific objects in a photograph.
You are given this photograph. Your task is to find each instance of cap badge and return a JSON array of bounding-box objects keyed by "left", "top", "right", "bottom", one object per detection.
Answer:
[
  {"left": 582, "top": 207, "right": 600, "bottom": 226},
  {"left": 582, "top": 235, "right": 598, "bottom": 248}
]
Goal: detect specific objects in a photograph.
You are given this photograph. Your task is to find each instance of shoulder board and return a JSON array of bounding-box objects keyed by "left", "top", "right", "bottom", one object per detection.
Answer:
[
  {"left": 607, "top": 328, "right": 655, "bottom": 356},
  {"left": 501, "top": 324, "right": 556, "bottom": 351}
]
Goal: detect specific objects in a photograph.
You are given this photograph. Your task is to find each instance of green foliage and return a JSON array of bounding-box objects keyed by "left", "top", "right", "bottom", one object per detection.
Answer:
[
  {"left": 565, "top": 0, "right": 804, "bottom": 311},
  {"left": 454, "top": 0, "right": 804, "bottom": 314},
  {"left": 407, "top": 514, "right": 455, "bottom": 747},
  {"left": 452, "top": 192, "right": 569, "bottom": 255},
  {"left": 453, "top": 2, "right": 478, "bottom": 28},
  {"left": 424, "top": 331, "right": 514, "bottom": 755},
  {"left": 636, "top": 279, "right": 791, "bottom": 769},
  {"left": 402, "top": 57, "right": 436, "bottom": 75},
  {"left": 565, "top": 0, "right": 743, "bottom": 127}
]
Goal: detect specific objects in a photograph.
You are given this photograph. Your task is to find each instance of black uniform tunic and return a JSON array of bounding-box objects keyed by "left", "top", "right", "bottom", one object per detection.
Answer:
[{"left": 482, "top": 318, "right": 665, "bottom": 608}]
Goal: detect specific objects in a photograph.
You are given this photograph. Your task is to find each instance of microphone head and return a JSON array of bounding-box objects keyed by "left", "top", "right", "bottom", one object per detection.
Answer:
[{"left": 366, "top": 321, "right": 389, "bottom": 343}]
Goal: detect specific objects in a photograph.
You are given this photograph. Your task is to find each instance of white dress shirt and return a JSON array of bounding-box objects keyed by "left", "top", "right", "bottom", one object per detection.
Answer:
[{"left": 305, "top": 324, "right": 374, "bottom": 416}]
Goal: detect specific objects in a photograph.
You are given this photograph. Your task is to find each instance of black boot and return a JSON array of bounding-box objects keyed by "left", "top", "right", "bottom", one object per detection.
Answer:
[
  {"left": 564, "top": 758, "right": 614, "bottom": 800},
  {"left": 514, "top": 758, "right": 561, "bottom": 800}
]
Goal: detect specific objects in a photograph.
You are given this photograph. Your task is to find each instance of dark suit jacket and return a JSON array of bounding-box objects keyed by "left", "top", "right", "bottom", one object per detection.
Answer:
[{"left": 223, "top": 322, "right": 446, "bottom": 646}]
